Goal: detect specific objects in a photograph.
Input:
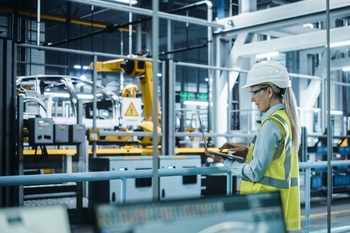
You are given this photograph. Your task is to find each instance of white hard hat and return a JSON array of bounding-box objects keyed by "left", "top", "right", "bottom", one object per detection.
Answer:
[{"left": 242, "top": 60, "right": 291, "bottom": 89}]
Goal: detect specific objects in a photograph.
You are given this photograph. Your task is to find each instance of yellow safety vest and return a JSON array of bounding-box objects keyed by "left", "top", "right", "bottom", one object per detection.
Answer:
[{"left": 240, "top": 109, "right": 301, "bottom": 231}]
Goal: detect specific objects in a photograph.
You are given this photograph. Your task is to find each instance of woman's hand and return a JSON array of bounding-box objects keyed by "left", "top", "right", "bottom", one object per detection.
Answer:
[
  {"left": 204, "top": 151, "right": 225, "bottom": 163},
  {"left": 219, "top": 142, "right": 248, "bottom": 158}
]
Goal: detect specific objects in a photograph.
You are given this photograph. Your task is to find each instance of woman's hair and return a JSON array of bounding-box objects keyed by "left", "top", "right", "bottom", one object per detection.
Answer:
[{"left": 283, "top": 88, "right": 301, "bottom": 153}]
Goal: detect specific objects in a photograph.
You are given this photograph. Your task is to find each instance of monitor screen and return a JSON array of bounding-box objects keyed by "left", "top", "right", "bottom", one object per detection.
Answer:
[{"left": 95, "top": 191, "right": 286, "bottom": 233}]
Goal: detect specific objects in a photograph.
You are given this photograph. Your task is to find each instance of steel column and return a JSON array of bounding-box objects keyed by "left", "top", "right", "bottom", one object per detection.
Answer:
[
  {"left": 162, "top": 59, "right": 176, "bottom": 156},
  {"left": 0, "top": 39, "right": 17, "bottom": 207}
]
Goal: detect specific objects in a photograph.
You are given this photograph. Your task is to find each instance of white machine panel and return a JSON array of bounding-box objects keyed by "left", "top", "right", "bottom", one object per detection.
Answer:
[
  {"left": 110, "top": 157, "right": 153, "bottom": 204},
  {"left": 160, "top": 156, "right": 201, "bottom": 200},
  {"left": 89, "top": 155, "right": 202, "bottom": 204}
]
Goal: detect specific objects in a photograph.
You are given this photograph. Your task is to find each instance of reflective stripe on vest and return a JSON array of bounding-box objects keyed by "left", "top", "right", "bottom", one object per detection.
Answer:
[{"left": 246, "top": 113, "right": 299, "bottom": 189}]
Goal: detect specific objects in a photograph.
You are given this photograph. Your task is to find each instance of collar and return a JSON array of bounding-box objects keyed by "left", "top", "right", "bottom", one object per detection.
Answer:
[{"left": 261, "top": 103, "right": 284, "bottom": 121}]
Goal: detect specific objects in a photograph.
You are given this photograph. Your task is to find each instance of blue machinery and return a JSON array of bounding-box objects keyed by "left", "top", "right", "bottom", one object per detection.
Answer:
[{"left": 1, "top": 160, "right": 350, "bottom": 233}]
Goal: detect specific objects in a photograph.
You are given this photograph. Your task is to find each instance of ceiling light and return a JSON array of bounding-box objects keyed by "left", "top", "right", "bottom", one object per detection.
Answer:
[
  {"left": 328, "top": 40, "right": 350, "bottom": 48},
  {"left": 342, "top": 67, "right": 350, "bottom": 72},
  {"left": 112, "top": 0, "right": 137, "bottom": 5},
  {"left": 77, "top": 94, "right": 94, "bottom": 99},
  {"left": 255, "top": 51, "right": 279, "bottom": 59},
  {"left": 330, "top": 110, "right": 343, "bottom": 115},
  {"left": 74, "top": 65, "right": 82, "bottom": 69},
  {"left": 183, "top": 100, "right": 208, "bottom": 107},
  {"left": 303, "top": 23, "right": 314, "bottom": 28}
]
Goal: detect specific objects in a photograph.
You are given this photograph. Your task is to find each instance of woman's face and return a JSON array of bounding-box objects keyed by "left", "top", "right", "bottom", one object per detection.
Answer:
[{"left": 250, "top": 85, "right": 271, "bottom": 113}]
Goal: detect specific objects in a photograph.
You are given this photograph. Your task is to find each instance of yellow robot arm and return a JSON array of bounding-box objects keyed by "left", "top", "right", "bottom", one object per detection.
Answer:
[
  {"left": 121, "top": 84, "right": 138, "bottom": 98},
  {"left": 89, "top": 58, "right": 124, "bottom": 72},
  {"left": 90, "top": 55, "right": 162, "bottom": 147}
]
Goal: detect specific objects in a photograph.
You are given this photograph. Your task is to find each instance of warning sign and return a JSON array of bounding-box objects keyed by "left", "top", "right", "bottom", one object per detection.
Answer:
[
  {"left": 122, "top": 98, "right": 142, "bottom": 127},
  {"left": 125, "top": 102, "right": 139, "bottom": 116}
]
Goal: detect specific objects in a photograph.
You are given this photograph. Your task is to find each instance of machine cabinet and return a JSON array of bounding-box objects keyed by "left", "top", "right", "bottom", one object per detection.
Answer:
[{"left": 89, "top": 155, "right": 201, "bottom": 205}]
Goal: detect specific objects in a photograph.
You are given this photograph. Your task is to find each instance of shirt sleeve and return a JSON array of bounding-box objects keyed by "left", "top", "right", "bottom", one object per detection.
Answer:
[{"left": 224, "top": 119, "right": 284, "bottom": 181}]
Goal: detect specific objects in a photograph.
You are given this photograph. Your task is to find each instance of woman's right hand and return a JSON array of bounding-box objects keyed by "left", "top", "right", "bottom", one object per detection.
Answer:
[{"left": 219, "top": 142, "right": 248, "bottom": 158}]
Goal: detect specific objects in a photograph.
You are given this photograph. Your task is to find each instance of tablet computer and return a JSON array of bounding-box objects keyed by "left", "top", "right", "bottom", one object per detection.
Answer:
[{"left": 198, "top": 115, "right": 245, "bottom": 163}]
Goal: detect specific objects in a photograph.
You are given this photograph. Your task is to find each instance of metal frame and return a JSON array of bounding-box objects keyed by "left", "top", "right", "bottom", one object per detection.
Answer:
[
  {"left": 1, "top": 161, "right": 350, "bottom": 233},
  {"left": 215, "top": 0, "right": 350, "bottom": 37},
  {"left": 0, "top": 39, "right": 17, "bottom": 207},
  {"left": 68, "top": 0, "right": 224, "bottom": 29}
]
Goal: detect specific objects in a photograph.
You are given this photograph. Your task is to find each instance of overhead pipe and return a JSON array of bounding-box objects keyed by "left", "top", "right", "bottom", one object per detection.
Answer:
[
  {"left": 159, "top": 43, "right": 207, "bottom": 56},
  {"left": 0, "top": 6, "right": 108, "bottom": 28}
]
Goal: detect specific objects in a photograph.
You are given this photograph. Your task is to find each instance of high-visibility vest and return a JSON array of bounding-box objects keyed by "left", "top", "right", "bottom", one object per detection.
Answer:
[{"left": 240, "top": 109, "right": 301, "bottom": 231}]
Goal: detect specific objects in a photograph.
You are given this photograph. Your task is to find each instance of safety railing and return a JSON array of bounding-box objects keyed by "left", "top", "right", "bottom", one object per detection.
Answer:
[
  {"left": 1, "top": 160, "right": 350, "bottom": 233},
  {"left": 299, "top": 160, "right": 350, "bottom": 233}
]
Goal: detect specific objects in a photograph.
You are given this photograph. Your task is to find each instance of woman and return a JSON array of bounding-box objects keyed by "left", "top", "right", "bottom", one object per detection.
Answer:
[{"left": 206, "top": 60, "right": 301, "bottom": 231}]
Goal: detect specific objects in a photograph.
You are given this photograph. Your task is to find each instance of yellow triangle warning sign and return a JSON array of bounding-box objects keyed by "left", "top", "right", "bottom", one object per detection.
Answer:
[{"left": 125, "top": 102, "right": 139, "bottom": 116}]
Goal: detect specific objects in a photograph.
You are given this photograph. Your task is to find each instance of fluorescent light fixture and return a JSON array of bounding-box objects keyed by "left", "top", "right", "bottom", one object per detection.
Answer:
[
  {"left": 74, "top": 65, "right": 81, "bottom": 69},
  {"left": 256, "top": 51, "right": 279, "bottom": 59},
  {"left": 331, "top": 110, "right": 343, "bottom": 115},
  {"left": 113, "top": 0, "right": 137, "bottom": 5},
  {"left": 303, "top": 23, "right": 314, "bottom": 28},
  {"left": 183, "top": 100, "right": 209, "bottom": 107},
  {"left": 83, "top": 66, "right": 90, "bottom": 70},
  {"left": 328, "top": 40, "right": 350, "bottom": 48},
  {"left": 77, "top": 94, "right": 94, "bottom": 99},
  {"left": 342, "top": 66, "right": 350, "bottom": 72}
]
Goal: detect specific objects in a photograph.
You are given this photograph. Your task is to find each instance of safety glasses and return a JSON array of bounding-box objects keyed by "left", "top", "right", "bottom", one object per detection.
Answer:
[{"left": 249, "top": 86, "right": 269, "bottom": 98}]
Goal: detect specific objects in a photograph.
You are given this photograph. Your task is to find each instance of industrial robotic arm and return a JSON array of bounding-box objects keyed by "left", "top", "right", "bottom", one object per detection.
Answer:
[{"left": 90, "top": 54, "right": 161, "bottom": 146}]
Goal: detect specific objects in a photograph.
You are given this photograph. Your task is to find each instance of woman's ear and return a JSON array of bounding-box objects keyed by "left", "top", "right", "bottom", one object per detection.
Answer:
[{"left": 267, "top": 87, "right": 274, "bottom": 98}]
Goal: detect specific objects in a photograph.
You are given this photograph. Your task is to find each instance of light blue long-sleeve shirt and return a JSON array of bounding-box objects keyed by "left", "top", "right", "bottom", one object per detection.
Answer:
[{"left": 224, "top": 103, "right": 285, "bottom": 182}]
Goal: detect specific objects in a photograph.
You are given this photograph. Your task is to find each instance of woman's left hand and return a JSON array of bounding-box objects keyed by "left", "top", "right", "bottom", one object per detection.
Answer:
[{"left": 204, "top": 151, "right": 225, "bottom": 163}]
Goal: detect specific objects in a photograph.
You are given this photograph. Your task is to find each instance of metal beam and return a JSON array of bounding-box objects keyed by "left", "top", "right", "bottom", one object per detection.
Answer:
[
  {"left": 234, "top": 26, "right": 350, "bottom": 57},
  {"left": 214, "top": 0, "right": 350, "bottom": 37}
]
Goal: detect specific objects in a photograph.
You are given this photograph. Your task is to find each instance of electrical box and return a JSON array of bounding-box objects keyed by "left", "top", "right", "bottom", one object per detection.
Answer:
[
  {"left": 89, "top": 155, "right": 202, "bottom": 205},
  {"left": 69, "top": 124, "right": 86, "bottom": 143},
  {"left": 28, "top": 118, "right": 54, "bottom": 145},
  {"left": 54, "top": 124, "right": 69, "bottom": 143}
]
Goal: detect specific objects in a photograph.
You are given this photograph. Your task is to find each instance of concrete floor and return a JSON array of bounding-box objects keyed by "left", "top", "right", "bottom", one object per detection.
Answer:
[{"left": 296, "top": 195, "right": 350, "bottom": 233}]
